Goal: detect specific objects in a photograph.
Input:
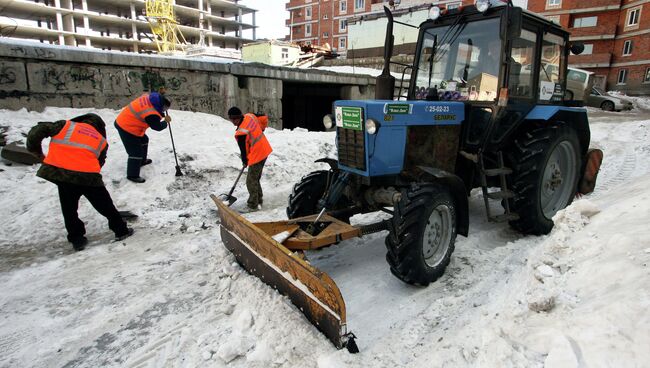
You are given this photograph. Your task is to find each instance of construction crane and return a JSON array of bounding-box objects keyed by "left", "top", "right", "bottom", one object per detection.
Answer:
[{"left": 145, "top": 0, "right": 187, "bottom": 54}]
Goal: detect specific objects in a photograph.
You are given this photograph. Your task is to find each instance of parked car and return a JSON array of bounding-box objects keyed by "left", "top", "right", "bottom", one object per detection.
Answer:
[
  {"left": 565, "top": 68, "right": 592, "bottom": 101},
  {"left": 587, "top": 87, "right": 634, "bottom": 111}
]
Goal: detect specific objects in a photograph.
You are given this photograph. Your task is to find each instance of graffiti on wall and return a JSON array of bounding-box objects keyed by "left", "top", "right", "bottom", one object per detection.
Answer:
[{"left": 0, "top": 66, "right": 17, "bottom": 85}]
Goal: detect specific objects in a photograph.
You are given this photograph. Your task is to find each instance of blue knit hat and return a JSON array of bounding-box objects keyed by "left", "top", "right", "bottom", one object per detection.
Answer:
[{"left": 149, "top": 92, "right": 164, "bottom": 114}]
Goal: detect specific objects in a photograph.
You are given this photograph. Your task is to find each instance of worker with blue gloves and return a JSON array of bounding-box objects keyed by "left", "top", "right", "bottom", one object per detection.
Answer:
[{"left": 114, "top": 92, "right": 171, "bottom": 183}]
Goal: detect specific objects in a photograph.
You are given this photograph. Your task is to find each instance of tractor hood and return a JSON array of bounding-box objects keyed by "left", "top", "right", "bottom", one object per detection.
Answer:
[{"left": 334, "top": 100, "right": 465, "bottom": 177}]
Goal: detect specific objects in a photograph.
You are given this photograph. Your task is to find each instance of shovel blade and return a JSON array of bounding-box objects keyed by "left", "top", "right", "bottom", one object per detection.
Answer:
[{"left": 218, "top": 193, "right": 237, "bottom": 206}]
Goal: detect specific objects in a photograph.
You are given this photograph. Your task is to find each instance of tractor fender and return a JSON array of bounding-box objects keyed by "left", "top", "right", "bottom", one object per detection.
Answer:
[
  {"left": 524, "top": 106, "right": 591, "bottom": 154},
  {"left": 417, "top": 166, "right": 469, "bottom": 237},
  {"left": 315, "top": 157, "right": 339, "bottom": 171}
]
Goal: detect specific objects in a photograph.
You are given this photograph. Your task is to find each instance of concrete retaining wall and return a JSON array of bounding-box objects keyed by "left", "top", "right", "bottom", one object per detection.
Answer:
[{"left": 0, "top": 40, "right": 377, "bottom": 129}]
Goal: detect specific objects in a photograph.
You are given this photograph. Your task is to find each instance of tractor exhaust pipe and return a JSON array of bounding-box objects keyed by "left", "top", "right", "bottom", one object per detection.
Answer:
[{"left": 375, "top": 6, "right": 396, "bottom": 100}]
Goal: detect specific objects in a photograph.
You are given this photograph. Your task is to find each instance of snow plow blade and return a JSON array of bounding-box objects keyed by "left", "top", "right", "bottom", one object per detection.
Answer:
[{"left": 210, "top": 195, "right": 357, "bottom": 352}]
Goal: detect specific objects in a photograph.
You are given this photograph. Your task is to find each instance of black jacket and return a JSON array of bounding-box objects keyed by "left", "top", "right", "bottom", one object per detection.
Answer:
[{"left": 26, "top": 113, "right": 108, "bottom": 187}]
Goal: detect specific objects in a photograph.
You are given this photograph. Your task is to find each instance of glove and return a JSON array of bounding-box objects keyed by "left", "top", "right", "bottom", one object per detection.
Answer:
[{"left": 164, "top": 115, "right": 172, "bottom": 123}]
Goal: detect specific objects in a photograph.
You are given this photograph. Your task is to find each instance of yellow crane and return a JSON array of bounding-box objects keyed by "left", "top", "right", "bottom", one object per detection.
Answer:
[{"left": 145, "top": 0, "right": 187, "bottom": 54}]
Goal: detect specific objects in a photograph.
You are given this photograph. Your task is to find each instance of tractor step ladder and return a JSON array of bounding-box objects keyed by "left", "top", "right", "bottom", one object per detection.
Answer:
[{"left": 479, "top": 151, "right": 520, "bottom": 223}]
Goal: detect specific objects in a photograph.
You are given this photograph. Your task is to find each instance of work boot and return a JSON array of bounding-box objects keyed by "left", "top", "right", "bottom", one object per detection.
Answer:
[
  {"left": 127, "top": 176, "right": 146, "bottom": 183},
  {"left": 115, "top": 227, "right": 134, "bottom": 241},
  {"left": 71, "top": 236, "right": 88, "bottom": 251},
  {"left": 141, "top": 159, "right": 153, "bottom": 167}
]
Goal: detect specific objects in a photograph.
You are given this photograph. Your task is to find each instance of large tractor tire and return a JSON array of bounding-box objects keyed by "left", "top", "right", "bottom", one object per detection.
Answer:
[
  {"left": 507, "top": 125, "right": 581, "bottom": 235},
  {"left": 286, "top": 170, "right": 352, "bottom": 222},
  {"left": 287, "top": 170, "right": 330, "bottom": 219},
  {"left": 385, "top": 183, "right": 457, "bottom": 286}
]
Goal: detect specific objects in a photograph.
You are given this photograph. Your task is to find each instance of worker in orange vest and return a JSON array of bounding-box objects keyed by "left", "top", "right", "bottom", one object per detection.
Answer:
[
  {"left": 26, "top": 113, "right": 134, "bottom": 251},
  {"left": 227, "top": 107, "right": 273, "bottom": 212},
  {"left": 114, "top": 92, "right": 171, "bottom": 183}
]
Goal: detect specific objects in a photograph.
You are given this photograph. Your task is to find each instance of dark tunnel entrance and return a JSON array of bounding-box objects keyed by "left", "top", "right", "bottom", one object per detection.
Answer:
[{"left": 282, "top": 82, "right": 343, "bottom": 131}]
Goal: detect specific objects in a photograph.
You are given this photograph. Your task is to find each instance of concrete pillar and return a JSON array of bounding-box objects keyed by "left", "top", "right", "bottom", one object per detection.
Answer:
[
  {"left": 206, "top": 0, "right": 213, "bottom": 47},
  {"left": 198, "top": 0, "right": 204, "bottom": 29},
  {"left": 252, "top": 11, "right": 256, "bottom": 40},
  {"left": 61, "top": 0, "right": 75, "bottom": 45},
  {"left": 130, "top": 3, "right": 139, "bottom": 52},
  {"left": 237, "top": 8, "right": 242, "bottom": 37},
  {"left": 54, "top": 0, "right": 65, "bottom": 45},
  {"left": 81, "top": 0, "right": 91, "bottom": 46}
]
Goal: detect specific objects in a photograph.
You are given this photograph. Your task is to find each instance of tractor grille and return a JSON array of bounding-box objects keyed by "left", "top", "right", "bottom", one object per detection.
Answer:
[{"left": 337, "top": 127, "right": 366, "bottom": 171}]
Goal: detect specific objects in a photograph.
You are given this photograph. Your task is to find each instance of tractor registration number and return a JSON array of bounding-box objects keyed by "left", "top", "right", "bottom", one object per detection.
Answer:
[
  {"left": 434, "top": 114, "right": 456, "bottom": 121},
  {"left": 425, "top": 105, "right": 450, "bottom": 113}
]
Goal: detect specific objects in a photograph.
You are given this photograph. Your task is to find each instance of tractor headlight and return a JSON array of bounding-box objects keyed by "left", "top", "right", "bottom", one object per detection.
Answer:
[
  {"left": 323, "top": 114, "right": 334, "bottom": 129},
  {"left": 475, "top": 0, "right": 490, "bottom": 13},
  {"left": 365, "top": 118, "right": 379, "bottom": 135},
  {"left": 428, "top": 6, "right": 441, "bottom": 20}
]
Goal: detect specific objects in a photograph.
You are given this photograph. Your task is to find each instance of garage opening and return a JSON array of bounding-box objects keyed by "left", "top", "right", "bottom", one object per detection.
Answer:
[{"left": 282, "top": 82, "right": 343, "bottom": 131}]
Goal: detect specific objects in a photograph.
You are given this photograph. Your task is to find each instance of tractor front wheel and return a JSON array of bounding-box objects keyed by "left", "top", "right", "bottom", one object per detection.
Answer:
[
  {"left": 286, "top": 170, "right": 352, "bottom": 222},
  {"left": 507, "top": 125, "right": 581, "bottom": 235},
  {"left": 385, "top": 183, "right": 457, "bottom": 286}
]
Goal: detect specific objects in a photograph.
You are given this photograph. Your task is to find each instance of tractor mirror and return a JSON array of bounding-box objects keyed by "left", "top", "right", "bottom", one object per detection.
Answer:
[
  {"left": 503, "top": 7, "right": 522, "bottom": 39},
  {"left": 570, "top": 42, "right": 585, "bottom": 55}
]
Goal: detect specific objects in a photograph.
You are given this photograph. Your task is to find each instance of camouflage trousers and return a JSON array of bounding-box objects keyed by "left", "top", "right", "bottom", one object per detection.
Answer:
[{"left": 246, "top": 158, "right": 266, "bottom": 208}]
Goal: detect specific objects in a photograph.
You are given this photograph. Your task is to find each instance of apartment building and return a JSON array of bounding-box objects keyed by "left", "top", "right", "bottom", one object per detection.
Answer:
[
  {"left": 286, "top": 0, "right": 479, "bottom": 56},
  {"left": 0, "top": 0, "right": 257, "bottom": 54},
  {"left": 529, "top": 0, "right": 650, "bottom": 94}
]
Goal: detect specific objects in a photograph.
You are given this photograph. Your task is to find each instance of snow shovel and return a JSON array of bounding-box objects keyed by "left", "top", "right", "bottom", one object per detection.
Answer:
[
  {"left": 166, "top": 114, "right": 183, "bottom": 177},
  {"left": 218, "top": 166, "right": 246, "bottom": 206}
]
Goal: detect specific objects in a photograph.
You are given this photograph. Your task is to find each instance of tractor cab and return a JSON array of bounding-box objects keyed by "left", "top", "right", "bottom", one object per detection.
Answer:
[{"left": 408, "top": 0, "right": 581, "bottom": 153}]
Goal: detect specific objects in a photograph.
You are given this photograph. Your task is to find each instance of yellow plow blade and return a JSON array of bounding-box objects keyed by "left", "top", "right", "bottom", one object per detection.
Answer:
[{"left": 210, "top": 195, "right": 356, "bottom": 351}]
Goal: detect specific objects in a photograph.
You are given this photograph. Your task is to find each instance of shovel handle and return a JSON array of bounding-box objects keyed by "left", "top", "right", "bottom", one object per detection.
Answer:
[{"left": 227, "top": 166, "right": 246, "bottom": 197}]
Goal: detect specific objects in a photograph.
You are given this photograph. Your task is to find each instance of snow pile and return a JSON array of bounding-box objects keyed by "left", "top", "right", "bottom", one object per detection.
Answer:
[{"left": 1, "top": 106, "right": 650, "bottom": 367}]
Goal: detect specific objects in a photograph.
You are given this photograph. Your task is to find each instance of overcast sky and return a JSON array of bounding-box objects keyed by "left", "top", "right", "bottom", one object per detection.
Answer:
[{"left": 240, "top": 0, "right": 290, "bottom": 40}]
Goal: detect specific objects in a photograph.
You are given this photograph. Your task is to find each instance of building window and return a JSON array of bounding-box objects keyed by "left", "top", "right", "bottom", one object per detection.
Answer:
[
  {"left": 626, "top": 7, "right": 641, "bottom": 28},
  {"left": 644, "top": 67, "right": 650, "bottom": 83},
  {"left": 305, "top": 23, "right": 311, "bottom": 36},
  {"left": 573, "top": 16, "right": 597, "bottom": 28},
  {"left": 546, "top": 0, "right": 561, "bottom": 8},
  {"left": 622, "top": 40, "right": 633, "bottom": 56},
  {"left": 447, "top": 3, "right": 460, "bottom": 10},
  {"left": 306, "top": 6, "right": 312, "bottom": 19},
  {"left": 339, "top": 19, "right": 347, "bottom": 32},
  {"left": 355, "top": 0, "right": 364, "bottom": 11},
  {"left": 546, "top": 15, "right": 560, "bottom": 24},
  {"left": 339, "top": 37, "right": 346, "bottom": 49},
  {"left": 340, "top": 0, "right": 347, "bottom": 13},
  {"left": 323, "top": 31, "right": 329, "bottom": 38},
  {"left": 617, "top": 69, "right": 627, "bottom": 85},
  {"left": 281, "top": 48, "right": 289, "bottom": 59},
  {"left": 581, "top": 44, "right": 593, "bottom": 54}
]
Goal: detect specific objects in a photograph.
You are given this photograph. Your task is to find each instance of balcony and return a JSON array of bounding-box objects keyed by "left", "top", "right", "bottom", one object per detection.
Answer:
[{"left": 569, "top": 52, "right": 612, "bottom": 68}]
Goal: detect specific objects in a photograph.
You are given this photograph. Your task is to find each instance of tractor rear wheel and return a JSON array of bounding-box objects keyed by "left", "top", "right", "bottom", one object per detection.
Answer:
[
  {"left": 385, "top": 183, "right": 457, "bottom": 286},
  {"left": 507, "top": 125, "right": 581, "bottom": 235},
  {"left": 286, "top": 170, "right": 351, "bottom": 222}
]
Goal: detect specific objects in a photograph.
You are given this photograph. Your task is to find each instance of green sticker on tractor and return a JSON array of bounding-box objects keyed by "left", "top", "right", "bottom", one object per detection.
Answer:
[
  {"left": 341, "top": 107, "right": 363, "bottom": 131},
  {"left": 385, "top": 103, "right": 412, "bottom": 115}
]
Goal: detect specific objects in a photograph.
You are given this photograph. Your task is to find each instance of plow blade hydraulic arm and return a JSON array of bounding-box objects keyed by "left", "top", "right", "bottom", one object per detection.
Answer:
[{"left": 211, "top": 195, "right": 358, "bottom": 352}]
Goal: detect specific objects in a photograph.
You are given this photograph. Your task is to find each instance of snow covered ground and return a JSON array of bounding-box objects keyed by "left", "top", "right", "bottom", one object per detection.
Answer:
[{"left": 1, "top": 100, "right": 649, "bottom": 367}]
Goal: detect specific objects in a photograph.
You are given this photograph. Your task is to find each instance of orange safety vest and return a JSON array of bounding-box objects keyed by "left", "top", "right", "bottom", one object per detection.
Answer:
[
  {"left": 256, "top": 115, "right": 269, "bottom": 131},
  {"left": 43, "top": 120, "right": 107, "bottom": 173},
  {"left": 115, "top": 94, "right": 162, "bottom": 137},
  {"left": 235, "top": 113, "right": 273, "bottom": 166}
]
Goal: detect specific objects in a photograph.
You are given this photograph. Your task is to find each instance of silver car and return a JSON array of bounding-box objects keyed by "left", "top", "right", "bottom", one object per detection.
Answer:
[{"left": 587, "top": 88, "right": 634, "bottom": 111}]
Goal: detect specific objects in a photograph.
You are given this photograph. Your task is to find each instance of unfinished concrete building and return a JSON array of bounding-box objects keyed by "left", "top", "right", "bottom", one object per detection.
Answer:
[{"left": 0, "top": 0, "right": 257, "bottom": 55}]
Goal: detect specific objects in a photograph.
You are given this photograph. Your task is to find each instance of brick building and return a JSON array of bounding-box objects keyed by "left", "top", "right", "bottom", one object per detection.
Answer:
[
  {"left": 528, "top": 0, "right": 650, "bottom": 95},
  {"left": 285, "top": 0, "right": 469, "bottom": 56}
]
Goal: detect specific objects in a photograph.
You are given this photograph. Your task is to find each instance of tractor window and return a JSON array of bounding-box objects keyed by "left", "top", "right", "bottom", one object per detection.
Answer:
[
  {"left": 539, "top": 33, "right": 566, "bottom": 102},
  {"left": 508, "top": 29, "right": 537, "bottom": 98},
  {"left": 413, "top": 17, "right": 501, "bottom": 102}
]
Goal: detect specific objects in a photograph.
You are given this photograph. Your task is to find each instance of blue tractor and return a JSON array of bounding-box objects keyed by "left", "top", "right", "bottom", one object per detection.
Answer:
[
  {"left": 286, "top": 0, "right": 603, "bottom": 286},
  {"left": 214, "top": 0, "right": 603, "bottom": 351}
]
